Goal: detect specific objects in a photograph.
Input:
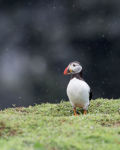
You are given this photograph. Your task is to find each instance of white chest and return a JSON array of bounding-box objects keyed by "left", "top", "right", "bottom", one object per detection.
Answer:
[{"left": 67, "top": 78, "right": 90, "bottom": 108}]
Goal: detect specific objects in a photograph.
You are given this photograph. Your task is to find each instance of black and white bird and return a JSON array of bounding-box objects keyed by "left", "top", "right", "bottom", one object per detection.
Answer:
[{"left": 64, "top": 61, "right": 92, "bottom": 115}]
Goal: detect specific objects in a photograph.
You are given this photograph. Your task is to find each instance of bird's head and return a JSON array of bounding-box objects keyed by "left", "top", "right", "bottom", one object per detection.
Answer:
[{"left": 64, "top": 61, "right": 82, "bottom": 75}]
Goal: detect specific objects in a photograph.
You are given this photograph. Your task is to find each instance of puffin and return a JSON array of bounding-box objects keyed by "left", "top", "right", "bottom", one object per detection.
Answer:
[{"left": 64, "top": 61, "right": 92, "bottom": 115}]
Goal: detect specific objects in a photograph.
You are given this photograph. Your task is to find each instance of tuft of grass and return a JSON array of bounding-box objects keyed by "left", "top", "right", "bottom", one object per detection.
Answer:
[{"left": 0, "top": 99, "right": 120, "bottom": 150}]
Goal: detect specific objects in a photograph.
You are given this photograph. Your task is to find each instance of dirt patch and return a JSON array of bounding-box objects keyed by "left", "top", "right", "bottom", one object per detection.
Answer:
[
  {"left": 95, "top": 102, "right": 102, "bottom": 107},
  {"left": 15, "top": 107, "right": 29, "bottom": 113},
  {"left": 112, "top": 122, "right": 120, "bottom": 127},
  {"left": 0, "top": 121, "right": 22, "bottom": 137},
  {"left": 101, "top": 121, "right": 120, "bottom": 127},
  {"left": 0, "top": 122, "right": 5, "bottom": 132}
]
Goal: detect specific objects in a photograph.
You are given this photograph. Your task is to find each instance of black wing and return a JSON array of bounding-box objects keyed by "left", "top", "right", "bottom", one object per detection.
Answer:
[{"left": 89, "top": 88, "right": 92, "bottom": 101}]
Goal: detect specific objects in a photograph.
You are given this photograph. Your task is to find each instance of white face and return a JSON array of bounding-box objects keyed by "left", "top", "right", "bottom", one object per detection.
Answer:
[{"left": 68, "top": 62, "right": 82, "bottom": 74}]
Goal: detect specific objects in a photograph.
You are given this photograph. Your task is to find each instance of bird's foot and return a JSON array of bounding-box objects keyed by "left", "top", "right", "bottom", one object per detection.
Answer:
[
  {"left": 73, "top": 108, "right": 78, "bottom": 116},
  {"left": 83, "top": 110, "right": 87, "bottom": 115},
  {"left": 74, "top": 113, "right": 78, "bottom": 116}
]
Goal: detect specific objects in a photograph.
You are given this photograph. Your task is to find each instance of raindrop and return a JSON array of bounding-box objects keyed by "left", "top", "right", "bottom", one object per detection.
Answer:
[{"left": 18, "top": 96, "right": 22, "bottom": 99}]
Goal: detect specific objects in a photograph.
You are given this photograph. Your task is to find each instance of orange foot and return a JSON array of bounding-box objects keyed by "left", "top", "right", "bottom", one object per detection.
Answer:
[
  {"left": 83, "top": 110, "right": 87, "bottom": 115},
  {"left": 73, "top": 108, "right": 78, "bottom": 116}
]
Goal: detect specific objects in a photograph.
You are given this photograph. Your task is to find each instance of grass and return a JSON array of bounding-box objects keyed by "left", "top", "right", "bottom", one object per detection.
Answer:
[{"left": 0, "top": 98, "right": 120, "bottom": 150}]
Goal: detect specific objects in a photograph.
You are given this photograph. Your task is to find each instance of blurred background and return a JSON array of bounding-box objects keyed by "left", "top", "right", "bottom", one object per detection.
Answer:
[{"left": 0, "top": 0, "right": 120, "bottom": 109}]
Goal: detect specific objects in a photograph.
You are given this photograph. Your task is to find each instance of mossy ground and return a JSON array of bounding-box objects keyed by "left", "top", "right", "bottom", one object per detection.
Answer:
[{"left": 0, "top": 99, "right": 120, "bottom": 150}]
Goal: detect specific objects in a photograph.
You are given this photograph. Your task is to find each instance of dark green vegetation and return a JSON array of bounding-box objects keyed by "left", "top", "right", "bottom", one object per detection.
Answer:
[{"left": 0, "top": 99, "right": 120, "bottom": 150}]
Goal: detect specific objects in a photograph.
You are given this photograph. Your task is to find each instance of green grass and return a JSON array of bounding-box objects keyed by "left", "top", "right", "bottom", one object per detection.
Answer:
[{"left": 0, "top": 99, "right": 120, "bottom": 150}]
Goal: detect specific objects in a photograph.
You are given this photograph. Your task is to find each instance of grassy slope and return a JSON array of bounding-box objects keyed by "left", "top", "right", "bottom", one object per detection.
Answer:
[{"left": 0, "top": 99, "right": 120, "bottom": 150}]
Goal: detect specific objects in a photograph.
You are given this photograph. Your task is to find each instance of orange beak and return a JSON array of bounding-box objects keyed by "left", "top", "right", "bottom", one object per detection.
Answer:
[
  {"left": 64, "top": 67, "right": 68, "bottom": 75},
  {"left": 64, "top": 66, "right": 72, "bottom": 75}
]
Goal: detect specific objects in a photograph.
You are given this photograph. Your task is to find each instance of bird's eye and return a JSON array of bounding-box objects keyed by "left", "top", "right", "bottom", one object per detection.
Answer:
[{"left": 73, "top": 64, "right": 76, "bottom": 67}]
